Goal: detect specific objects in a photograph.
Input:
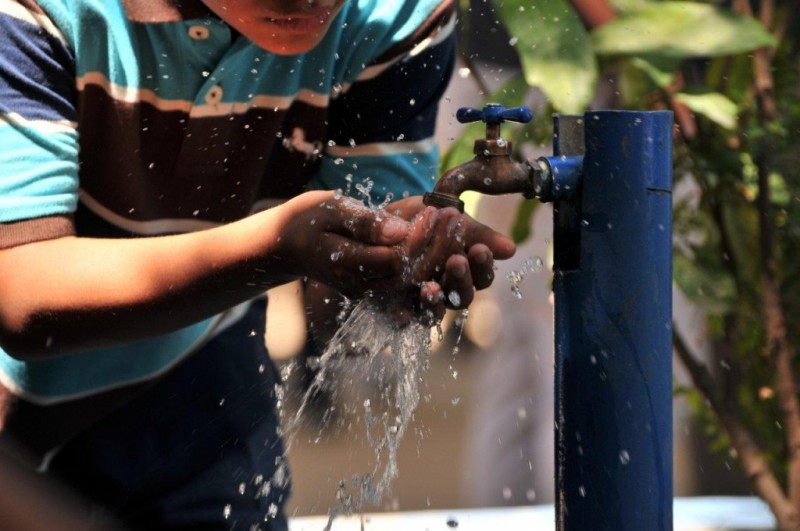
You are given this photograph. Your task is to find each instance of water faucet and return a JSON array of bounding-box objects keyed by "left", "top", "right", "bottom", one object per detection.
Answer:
[{"left": 424, "top": 103, "right": 582, "bottom": 212}]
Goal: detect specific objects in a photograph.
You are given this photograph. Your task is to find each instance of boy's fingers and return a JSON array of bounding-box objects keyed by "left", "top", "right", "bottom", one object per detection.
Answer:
[
  {"left": 465, "top": 220, "right": 516, "bottom": 260},
  {"left": 441, "top": 254, "right": 474, "bottom": 310},
  {"left": 467, "top": 244, "right": 495, "bottom": 291},
  {"left": 418, "top": 281, "right": 446, "bottom": 325}
]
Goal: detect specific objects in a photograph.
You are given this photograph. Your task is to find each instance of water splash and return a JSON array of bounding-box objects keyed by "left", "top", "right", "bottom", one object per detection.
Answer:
[
  {"left": 506, "top": 256, "right": 544, "bottom": 299},
  {"left": 281, "top": 297, "right": 453, "bottom": 521}
]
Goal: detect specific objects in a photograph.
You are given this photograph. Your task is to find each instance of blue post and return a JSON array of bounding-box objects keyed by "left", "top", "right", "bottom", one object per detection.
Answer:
[{"left": 553, "top": 111, "right": 673, "bottom": 530}]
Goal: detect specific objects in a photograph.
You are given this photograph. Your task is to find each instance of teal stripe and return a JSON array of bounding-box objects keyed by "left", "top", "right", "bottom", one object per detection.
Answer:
[
  {"left": 0, "top": 317, "right": 215, "bottom": 400},
  {"left": 309, "top": 148, "right": 439, "bottom": 206},
  {"left": 0, "top": 123, "right": 78, "bottom": 221}
]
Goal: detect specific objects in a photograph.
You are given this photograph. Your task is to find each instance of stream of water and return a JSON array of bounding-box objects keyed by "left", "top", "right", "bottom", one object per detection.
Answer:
[{"left": 279, "top": 295, "right": 467, "bottom": 528}]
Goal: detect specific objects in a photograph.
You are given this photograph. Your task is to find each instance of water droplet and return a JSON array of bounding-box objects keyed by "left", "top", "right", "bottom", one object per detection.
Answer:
[
  {"left": 451, "top": 396, "right": 461, "bottom": 406},
  {"left": 447, "top": 291, "right": 461, "bottom": 307},
  {"left": 502, "top": 486, "right": 512, "bottom": 500},
  {"left": 223, "top": 504, "right": 232, "bottom": 519},
  {"left": 578, "top": 485, "right": 586, "bottom": 497},
  {"left": 619, "top": 449, "right": 631, "bottom": 465},
  {"left": 334, "top": 158, "right": 344, "bottom": 165},
  {"left": 526, "top": 489, "right": 537, "bottom": 502},
  {"left": 496, "top": 137, "right": 507, "bottom": 147},
  {"left": 509, "top": 36, "right": 518, "bottom": 46},
  {"left": 409, "top": 98, "right": 416, "bottom": 106},
  {"left": 239, "top": 482, "right": 247, "bottom": 495},
  {"left": 447, "top": 516, "right": 459, "bottom": 528},
  {"left": 517, "top": 407, "right": 527, "bottom": 420}
]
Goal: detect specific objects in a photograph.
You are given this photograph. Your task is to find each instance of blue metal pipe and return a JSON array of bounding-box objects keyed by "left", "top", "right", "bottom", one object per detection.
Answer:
[{"left": 553, "top": 111, "right": 674, "bottom": 530}]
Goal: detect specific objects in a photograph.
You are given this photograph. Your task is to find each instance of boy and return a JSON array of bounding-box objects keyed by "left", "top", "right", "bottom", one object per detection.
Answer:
[{"left": 0, "top": 0, "right": 515, "bottom": 528}]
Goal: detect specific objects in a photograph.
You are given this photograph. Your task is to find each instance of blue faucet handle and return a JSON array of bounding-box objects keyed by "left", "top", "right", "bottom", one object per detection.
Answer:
[{"left": 456, "top": 103, "right": 533, "bottom": 125}]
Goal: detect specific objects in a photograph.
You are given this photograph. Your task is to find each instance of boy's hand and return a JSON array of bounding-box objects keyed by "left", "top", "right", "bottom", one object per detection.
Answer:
[
  {"left": 386, "top": 197, "right": 516, "bottom": 323},
  {"left": 272, "top": 191, "right": 412, "bottom": 297},
  {"left": 276, "top": 191, "right": 515, "bottom": 327}
]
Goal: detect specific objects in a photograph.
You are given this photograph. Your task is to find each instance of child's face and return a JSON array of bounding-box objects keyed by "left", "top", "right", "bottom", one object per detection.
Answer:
[{"left": 202, "top": 0, "right": 347, "bottom": 55}]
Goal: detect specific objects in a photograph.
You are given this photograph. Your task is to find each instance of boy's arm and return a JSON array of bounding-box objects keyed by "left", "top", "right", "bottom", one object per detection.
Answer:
[{"left": 0, "top": 191, "right": 412, "bottom": 360}]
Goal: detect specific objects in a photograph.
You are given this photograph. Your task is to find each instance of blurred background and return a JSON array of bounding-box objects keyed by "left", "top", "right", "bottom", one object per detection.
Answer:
[{"left": 272, "top": 0, "right": 755, "bottom": 518}]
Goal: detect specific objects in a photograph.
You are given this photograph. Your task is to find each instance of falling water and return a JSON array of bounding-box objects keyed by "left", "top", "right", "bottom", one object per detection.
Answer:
[{"left": 280, "top": 295, "right": 468, "bottom": 527}]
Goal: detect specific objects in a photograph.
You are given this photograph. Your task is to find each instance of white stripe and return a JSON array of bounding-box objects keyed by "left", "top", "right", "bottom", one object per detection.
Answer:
[
  {"left": 190, "top": 88, "right": 329, "bottom": 118},
  {"left": 0, "top": 0, "right": 68, "bottom": 46},
  {"left": 77, "top": 73, "right": 193, "bottom": 112},
  {"left": 0, "top": 112, "right": 77, "bottom": 133},
  {"left": 81, "top": 191, "right": 288, "bottom": 234},
  {"left": 326, "top": 137, "right": 438, "bottom": 158},
  {"left": 410, "top": 12, "right": 456, "bottom": 57},
  {"left": 78, "top": 73, "right": 330, "bottom": 116},
  {"left": 80, "top": 190, "right": 222, "bottom": 235}
]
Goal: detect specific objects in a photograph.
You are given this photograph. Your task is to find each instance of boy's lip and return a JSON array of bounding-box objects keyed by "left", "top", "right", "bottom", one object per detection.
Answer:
[{"left": 262, "top": 5, "right": 340, "bottom": 31}]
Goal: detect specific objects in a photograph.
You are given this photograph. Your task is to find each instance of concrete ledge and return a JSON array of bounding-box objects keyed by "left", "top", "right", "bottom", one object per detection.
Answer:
[{"left": 289, "top": 497, "right": 775, "bottom": 530}]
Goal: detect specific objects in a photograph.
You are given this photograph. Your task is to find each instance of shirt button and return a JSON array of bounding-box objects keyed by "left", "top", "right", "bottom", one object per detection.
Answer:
[
  {"left": 188, "top": 25, "right": 210, "bottom": 40},
  {"left": 205, "top": 85, "right": 223, "bottom": 105}
]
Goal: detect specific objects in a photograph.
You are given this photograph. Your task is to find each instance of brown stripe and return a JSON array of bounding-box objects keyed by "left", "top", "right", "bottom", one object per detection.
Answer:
[
  {"left": 16, "top": 0, "right": 45, "bottom": 15},
  {"left": 77, "top": 84, "right": 327, "bottom": 230},
  {"left": 0, "top": 215, "right": 75, "bottom": 249},
  {"left": 121, "top": 0, "right": 211, "bottom": 23},
  {"left": 373, "top": 0, "right": 456, "bottom": 65}
]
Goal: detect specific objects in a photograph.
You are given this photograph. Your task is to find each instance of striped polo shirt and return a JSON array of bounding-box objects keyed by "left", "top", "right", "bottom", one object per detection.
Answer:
[{"left": 0, "top": 0, "right": 455, "bottom": 403}]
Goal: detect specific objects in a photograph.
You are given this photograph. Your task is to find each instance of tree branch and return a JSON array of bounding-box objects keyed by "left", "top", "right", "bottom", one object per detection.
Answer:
[
  {"left": 673, "top": 327, "right": 797, "bottom": 527},
  {"left": 748, "top": 0, "right": 800, "bottom": 511}
]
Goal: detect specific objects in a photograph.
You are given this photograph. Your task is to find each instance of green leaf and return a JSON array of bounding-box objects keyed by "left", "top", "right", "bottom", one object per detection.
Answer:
[
  {"left": 673, "top": 252, "right": 735, "bottom": 314},
  {"left": 609, "top": 0, "right": 659, "bottom": 15},
  {"left": 494, "top": 0, "right": 596, "bottom": 113},
  {"left": 591, "top": 2, "right": 777, "bottom": 59},
  {"left": 674, "top": 90, "right": 739, "bottom": 130},
  {"left": 630, "top": 56, "right": 680, "bottom": 88},
  {"left": 510, "top": 199, "right": 541, "bottom": 243}
]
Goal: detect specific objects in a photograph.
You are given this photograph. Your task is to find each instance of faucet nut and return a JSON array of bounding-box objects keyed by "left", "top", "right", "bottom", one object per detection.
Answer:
[
  {"left": 530, "top": 158, "right": 553, "bottom": 201},
  {"left": 423, "top": 192, "right": 465, "bottom": 213}
]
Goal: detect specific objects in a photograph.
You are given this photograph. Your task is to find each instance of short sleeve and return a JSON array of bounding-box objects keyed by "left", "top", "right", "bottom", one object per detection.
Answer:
[{"left": 0, "top": 0, "right": 79, "bottom": 248}]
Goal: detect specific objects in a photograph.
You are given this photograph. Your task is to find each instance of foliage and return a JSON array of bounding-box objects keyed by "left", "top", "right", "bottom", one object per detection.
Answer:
[{"left": 445, "top": 0, "right": 800, "bottom": 525}]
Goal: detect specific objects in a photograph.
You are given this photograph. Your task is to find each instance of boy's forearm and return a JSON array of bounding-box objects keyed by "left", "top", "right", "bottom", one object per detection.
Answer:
[{"left": 0, "top": 210, "right": 288, "bottom": 360}]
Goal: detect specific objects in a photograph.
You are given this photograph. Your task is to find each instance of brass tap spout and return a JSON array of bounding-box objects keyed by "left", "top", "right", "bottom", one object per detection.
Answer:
[
  {"left": 424, "top": 104, "right": 543, "bottom": 212},
  {"left": 425, "top": 155, "right": 540, "bottom": 212}
]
